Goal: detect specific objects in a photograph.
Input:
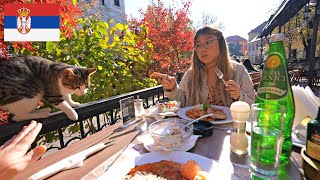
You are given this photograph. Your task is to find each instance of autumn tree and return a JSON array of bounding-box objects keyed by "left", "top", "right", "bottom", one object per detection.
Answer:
[{"left": 128, "top": 0, "right": 194, "bottom": 75}]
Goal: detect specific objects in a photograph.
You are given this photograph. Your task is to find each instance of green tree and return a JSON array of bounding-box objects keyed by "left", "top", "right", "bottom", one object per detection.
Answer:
[
  {"left": 228, "top": 42, "right": 244, "bottom": 56},
  {"left": 21, "top": 17, "right": 156, "bottom": 102}
]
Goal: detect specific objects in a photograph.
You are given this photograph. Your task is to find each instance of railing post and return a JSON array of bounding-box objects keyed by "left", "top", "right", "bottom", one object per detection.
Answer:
[{"left": 58, "top": 129, "right": 65, "bottom": 149}]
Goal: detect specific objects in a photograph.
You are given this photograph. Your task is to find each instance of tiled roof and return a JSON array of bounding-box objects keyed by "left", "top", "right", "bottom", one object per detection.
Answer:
[
  {"left": 226, "top": 35, "right": 247, "bottom": 42},
  {"left": 249, "top": 21, "right": 268, "bottom": 34}
]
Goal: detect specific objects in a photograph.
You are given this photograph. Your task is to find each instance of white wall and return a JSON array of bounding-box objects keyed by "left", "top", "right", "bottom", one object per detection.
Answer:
[{"left": 84, "top": 0, "right": 126, "bottom": 24}]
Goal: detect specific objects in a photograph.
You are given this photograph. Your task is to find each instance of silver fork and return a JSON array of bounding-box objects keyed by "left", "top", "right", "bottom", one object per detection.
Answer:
[{"left": 213, "top": 67, "right": 225, "bottom": 82}]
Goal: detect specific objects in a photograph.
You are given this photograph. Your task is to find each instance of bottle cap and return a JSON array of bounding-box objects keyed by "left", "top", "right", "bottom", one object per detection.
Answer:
[
  {"left": 230, "top": 101, "right": 250, "bottom": 122},
  {"left": 270, "top": 33, "right": 285, "bottom": 42},
  {"left": 230, "top": 101, "right": 250, "bottom": 113}
]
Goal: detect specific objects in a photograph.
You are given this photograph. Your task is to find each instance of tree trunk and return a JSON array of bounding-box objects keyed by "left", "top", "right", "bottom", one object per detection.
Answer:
[{"left": 308, "top": 0, "right": 320, "bottom": 86}]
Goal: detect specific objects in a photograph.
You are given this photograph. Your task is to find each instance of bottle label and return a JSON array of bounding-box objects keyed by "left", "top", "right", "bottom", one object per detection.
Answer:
[
  {"left": 306, "top": 134, "right": 320, "bottom": 161},
  {"left": 257, "top": 52, "right": 288, "bottom": 100}
]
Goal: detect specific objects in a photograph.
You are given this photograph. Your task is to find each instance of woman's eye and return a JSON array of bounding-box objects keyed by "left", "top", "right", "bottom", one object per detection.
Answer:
[{"left": 206, "top": 40, "right": 213, "bottom": 44}]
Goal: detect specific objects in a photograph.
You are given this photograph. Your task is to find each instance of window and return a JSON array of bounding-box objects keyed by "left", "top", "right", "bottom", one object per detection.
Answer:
[
  {"left": 114, "top": 0, "right": 120, "bottom": 6},
  {"left": 292, "top": 49, "right": 297, "bottom": 59}
]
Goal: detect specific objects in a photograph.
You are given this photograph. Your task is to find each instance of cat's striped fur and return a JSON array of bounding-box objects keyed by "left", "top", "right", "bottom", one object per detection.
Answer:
[{"left": 0, "top": 56, "right": 96, "bottom": 122}]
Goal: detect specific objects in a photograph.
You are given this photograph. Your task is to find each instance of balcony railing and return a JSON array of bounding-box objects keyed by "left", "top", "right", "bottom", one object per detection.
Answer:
[{"left": 0, "top": 85, "right": 165, "bottom": 153}]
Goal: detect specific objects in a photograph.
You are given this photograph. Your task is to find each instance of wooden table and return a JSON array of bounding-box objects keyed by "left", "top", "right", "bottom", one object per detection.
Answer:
[{"left": 15, "top": 118, "right": 304, "bottom": 180}]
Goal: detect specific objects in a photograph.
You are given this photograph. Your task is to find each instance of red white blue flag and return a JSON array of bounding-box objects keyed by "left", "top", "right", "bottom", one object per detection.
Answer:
[{"left": 4, "top": 4, "right": 60, "bottom": 42}]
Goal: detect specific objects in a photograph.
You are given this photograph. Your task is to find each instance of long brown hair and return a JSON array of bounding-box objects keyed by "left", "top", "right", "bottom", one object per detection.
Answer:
[{"left": 188, "top": 26, "right": 234, "bottom": 106}]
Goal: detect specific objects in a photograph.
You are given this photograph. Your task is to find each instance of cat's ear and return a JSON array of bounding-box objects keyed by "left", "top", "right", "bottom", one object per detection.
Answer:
[
  {"left": 63, "top": 68, "right": 76, "bottom": 79},
  {"left": 87, "top": 68, "right": 97, "bottom": 75}
]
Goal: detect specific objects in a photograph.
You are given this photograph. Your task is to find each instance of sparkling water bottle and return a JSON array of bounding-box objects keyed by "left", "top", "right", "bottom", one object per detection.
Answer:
[{"left": 255, "top": 33, "right": 295, "bottom": 163}]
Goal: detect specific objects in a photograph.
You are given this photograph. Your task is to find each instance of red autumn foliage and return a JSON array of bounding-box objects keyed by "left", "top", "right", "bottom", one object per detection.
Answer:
[{"left": 129, "top": 0, "right": 195, "bottom": 75}]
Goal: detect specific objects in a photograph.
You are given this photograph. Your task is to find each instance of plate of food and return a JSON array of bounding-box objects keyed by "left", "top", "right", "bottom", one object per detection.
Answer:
[
  {"left": 102, "top": 151, "right": 238, "bottom": 180},
  {"left": 156, "top": 100, "right": 180, "bottom": 113},
  {"left": 145, "top": 100, "right": 181, "bottom": 117},
  {"left": 177, "top": 104, "right": 233, "bottom": 124}
]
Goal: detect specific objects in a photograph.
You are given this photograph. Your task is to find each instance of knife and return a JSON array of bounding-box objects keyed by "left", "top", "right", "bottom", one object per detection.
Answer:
[{"left": 28, "top": 140, "right": 114, "bottom": 180}]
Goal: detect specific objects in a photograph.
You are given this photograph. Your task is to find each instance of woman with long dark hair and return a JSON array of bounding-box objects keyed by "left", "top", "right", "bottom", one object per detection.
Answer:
[{"left": 152, "top": 26, "right": 255, "bottom": 107}]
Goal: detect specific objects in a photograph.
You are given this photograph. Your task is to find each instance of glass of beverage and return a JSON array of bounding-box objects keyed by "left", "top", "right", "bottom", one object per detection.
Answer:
[
  {"left": 250, "top": 103, "right": 286, "bottom": 178},
  {"left": 134, "top": 99, "right": 145, "bottom": 119}
]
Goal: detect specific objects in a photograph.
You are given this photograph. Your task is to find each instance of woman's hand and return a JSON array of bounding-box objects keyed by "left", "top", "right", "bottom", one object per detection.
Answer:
[
  {"left": 0, "top": 121, "right": 46, "bottom": 180},
  {"left": 150, "top": 72, "right": 177, "bottom": 91},
  {"left": 224, "top": 80, "right": 241, "bottom": 100}
]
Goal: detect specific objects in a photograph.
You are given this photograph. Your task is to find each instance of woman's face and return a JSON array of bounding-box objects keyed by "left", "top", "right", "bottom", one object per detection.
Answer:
[{"left": 195, "top": 34, "right": 220, "bottom": 66}]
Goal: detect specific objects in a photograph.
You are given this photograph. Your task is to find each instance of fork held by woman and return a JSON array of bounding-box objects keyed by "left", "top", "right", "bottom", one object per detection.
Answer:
[{"left": 213, "top": 67, "right": 225, "bottom": 83}]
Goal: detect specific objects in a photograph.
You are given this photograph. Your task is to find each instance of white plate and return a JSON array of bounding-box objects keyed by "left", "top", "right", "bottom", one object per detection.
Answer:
[
  {"left": 101, "top": 151, "right": 238, "bottom": 180},
  {"left": 177, "top": 105, "right": 233, "bottom": 124}
]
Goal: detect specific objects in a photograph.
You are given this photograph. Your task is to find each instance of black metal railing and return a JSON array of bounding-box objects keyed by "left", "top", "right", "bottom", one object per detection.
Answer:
[{"left": 0, "top": 85, "right": 165, "bottom": 152}]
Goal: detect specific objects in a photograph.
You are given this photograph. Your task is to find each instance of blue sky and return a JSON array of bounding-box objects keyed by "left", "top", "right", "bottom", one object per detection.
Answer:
[{"left": 124, "top": 0, "right": 282, "bottom": 39}]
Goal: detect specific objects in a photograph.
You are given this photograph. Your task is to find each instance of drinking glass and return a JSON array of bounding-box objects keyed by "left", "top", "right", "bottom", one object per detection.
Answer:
[
  {"left": 134, "top": 99, "right": 145, "bottom": 119},
  {"left": 250, "top": 103, "right": 286, "bottom": 178}
]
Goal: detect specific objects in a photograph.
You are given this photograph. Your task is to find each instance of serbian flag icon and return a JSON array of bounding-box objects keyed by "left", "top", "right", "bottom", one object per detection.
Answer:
[{"left": 4, "top": 4, "right": 60, "bottom": 42}]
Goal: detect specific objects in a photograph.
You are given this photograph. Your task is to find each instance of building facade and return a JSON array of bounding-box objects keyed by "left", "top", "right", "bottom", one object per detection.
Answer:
[
  {"left": 226, "top": 35, "right": 248, "bottom": 60},
  {"left": 85, "top": 0, "right": 126, "bottom": 24},
  {"left": 247, "top": 21, "right": 267, "bottom": 64}
]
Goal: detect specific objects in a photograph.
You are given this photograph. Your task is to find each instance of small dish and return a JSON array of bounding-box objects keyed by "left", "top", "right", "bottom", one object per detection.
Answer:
[
  {"left": 156, "top": 100, "right": 181, "bottom": 113},
  {"left": 193, "top": 120, "right": 214, "bottom": 137},
  {"left": 148, "top": 118, "right": 193, "bottom": 151},
  {"left": 139, "top": 133, "right": 200, "bottom": 152}
]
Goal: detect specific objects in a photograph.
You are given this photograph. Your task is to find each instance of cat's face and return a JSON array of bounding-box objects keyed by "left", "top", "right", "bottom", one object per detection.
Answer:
[{"left": 62, "top": 67, "right": 96, "bottom": 96}]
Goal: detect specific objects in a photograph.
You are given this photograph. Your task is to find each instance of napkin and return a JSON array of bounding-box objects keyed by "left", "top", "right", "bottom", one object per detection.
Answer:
[
  {"left": 99, "top": 144, "right": 142, "bottom": 180},
  {"left": 305, "top": 86, "right": 320, "bottom": 106},
  {"left": 292, "top": 85, "right": 319, "bottom": 128},
  {"left": 28, "top": 142, "right": 113, "bottom": 180}
]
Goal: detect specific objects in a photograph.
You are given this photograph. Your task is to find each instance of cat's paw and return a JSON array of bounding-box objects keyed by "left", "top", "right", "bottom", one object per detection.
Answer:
[
  {"left": 69, "top": 102, "right": 80, "bottom": 108},
  {"left": 66, "top": 110, "right": 78, "bottom": 121},
  {"left": 37, "top": 109, "right": 51, "bottom": 118}
]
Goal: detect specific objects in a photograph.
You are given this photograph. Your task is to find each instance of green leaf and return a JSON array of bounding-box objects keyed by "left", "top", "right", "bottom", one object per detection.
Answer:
[
  {"left": 98, "top": 65, "right": 103, "bottom": 70},
  {"left": 46, "top": 41, "right": 54, "bottom": 52},
  {"left": 202, "top": 102, "right": 209, "bottom": 111}
]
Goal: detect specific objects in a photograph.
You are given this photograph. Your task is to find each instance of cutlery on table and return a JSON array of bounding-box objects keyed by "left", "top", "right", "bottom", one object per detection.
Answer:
[
  {"left": 183, "top": 113, "right": 214, "bottom": 128},
  {"left": 28, "top": 140, "right": 114, "bottom": 180}
]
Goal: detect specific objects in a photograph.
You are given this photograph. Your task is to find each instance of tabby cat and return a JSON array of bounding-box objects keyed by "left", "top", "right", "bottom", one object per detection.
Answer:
[{"left": 0, "top": 56, "right": 96, "bottom": 122}]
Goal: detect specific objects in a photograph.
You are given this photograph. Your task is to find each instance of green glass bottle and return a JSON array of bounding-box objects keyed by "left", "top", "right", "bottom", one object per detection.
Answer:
[
  {"left": 306, "top": 107, "right": 320, "bottom": 162},
  {"left": 255, "top": 33, "right": 295, "bottom": 163}
]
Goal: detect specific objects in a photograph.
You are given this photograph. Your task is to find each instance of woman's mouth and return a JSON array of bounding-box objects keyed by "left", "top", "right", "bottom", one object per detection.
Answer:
[{"left": 201, "top": 55, "right": 208, "bottom": 58}]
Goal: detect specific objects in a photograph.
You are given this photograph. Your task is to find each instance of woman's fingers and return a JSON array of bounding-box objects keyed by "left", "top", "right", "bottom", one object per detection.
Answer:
[
  {"left": 224, "top": 80, "right": 240, "bottom": 99},
  {"left": 150, "top": 72, "right": 167, "bottom": 79},
  {"left": 150, "top": 72, "right": 176, "bottom": 90},
  {"left": 3, "top": 121, "right": 38, "bottom": 149},
  {"left": 14, "top": 122, "right": 42, "bottom": 155}
]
